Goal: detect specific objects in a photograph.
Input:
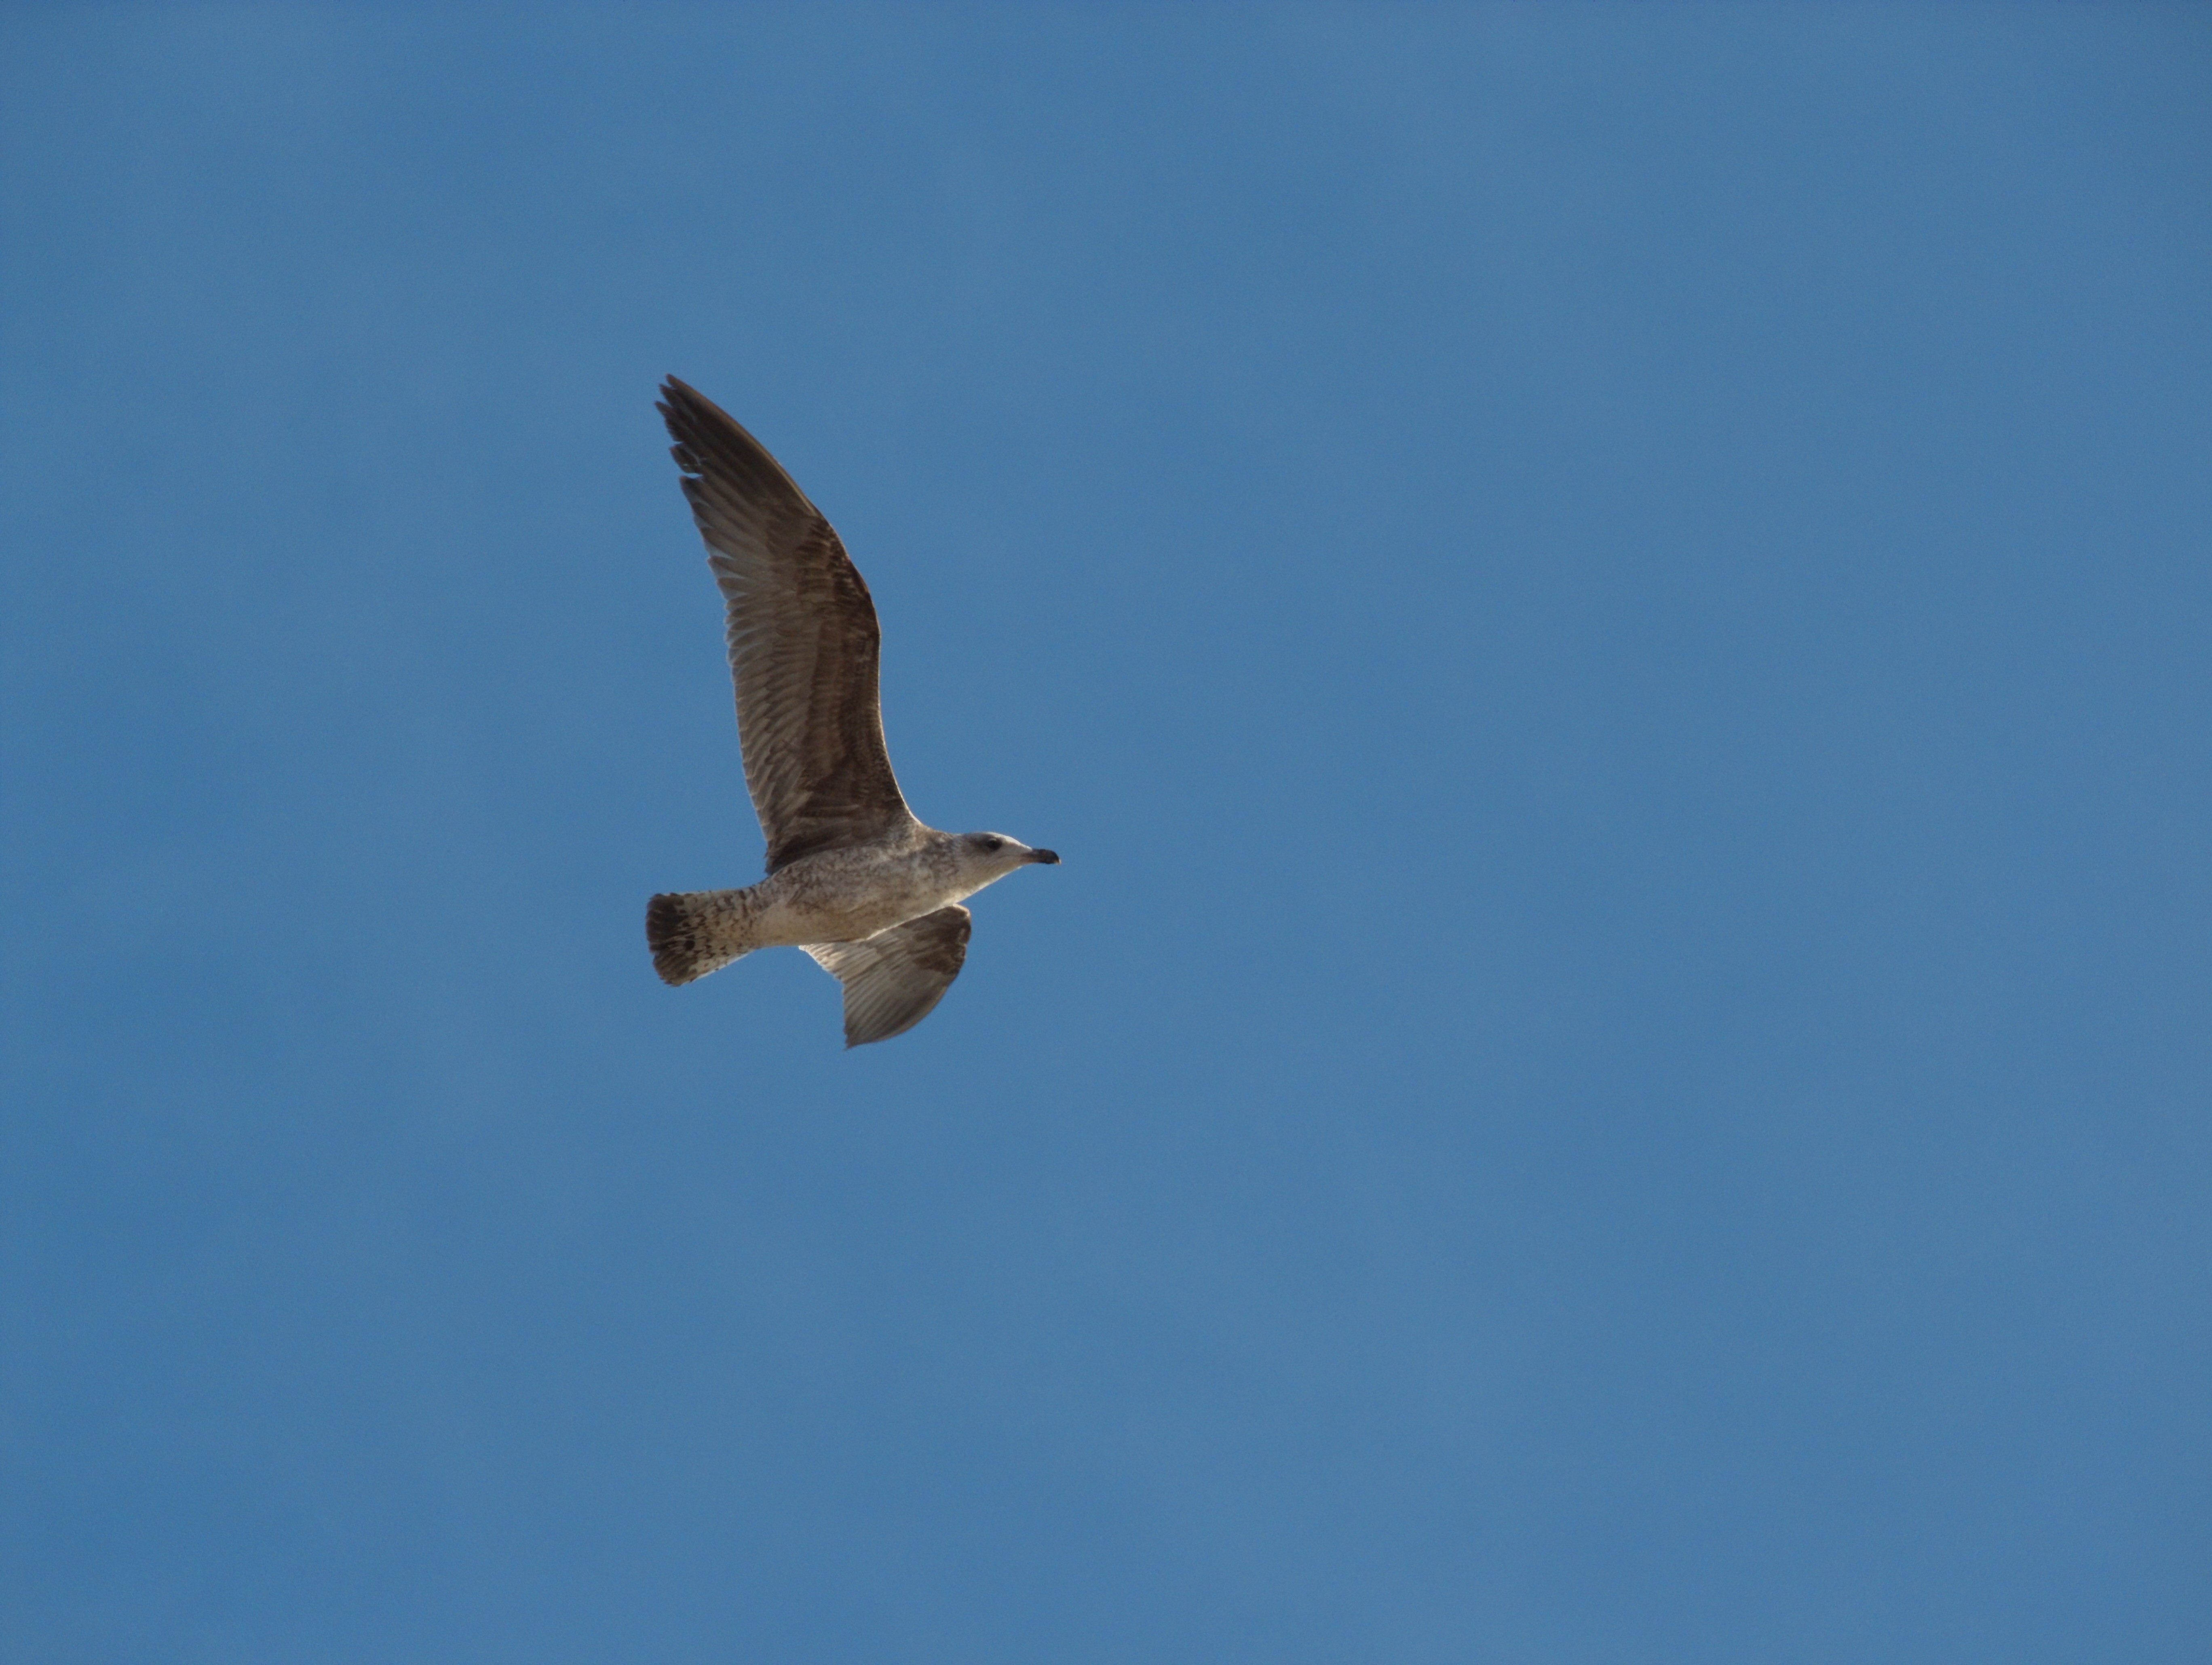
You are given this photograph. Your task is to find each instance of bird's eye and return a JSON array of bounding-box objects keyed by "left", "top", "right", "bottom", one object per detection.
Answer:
[{"left": 982, "top": 836, "right": 1004, "bottom": 852}]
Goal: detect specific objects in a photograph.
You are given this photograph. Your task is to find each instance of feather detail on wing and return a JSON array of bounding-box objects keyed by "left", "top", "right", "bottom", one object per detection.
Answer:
[
  {"left": 802, "top": 906, "right": 972, "bottom": 1047},
  {"left": 658, "top": 377, "right": 918, "bottom": 873}
]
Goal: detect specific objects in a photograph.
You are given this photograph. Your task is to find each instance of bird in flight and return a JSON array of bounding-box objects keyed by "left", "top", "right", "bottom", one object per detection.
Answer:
[{"left": 645, "top": 378, "right": 1059, "bottom": 1046}]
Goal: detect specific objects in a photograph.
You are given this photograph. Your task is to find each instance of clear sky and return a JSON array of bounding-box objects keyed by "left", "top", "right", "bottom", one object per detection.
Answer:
[{"left": 4, "top": 6, "right": 2208, "bottom": 1662}]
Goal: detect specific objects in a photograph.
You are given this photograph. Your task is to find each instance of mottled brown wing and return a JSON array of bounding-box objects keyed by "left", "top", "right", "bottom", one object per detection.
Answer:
[
  {"left": 659, "top": 377, "right": 918, "bottom": 873},
  {"left": 802, "top": 906, "right": 973, "bottom": 1047}
]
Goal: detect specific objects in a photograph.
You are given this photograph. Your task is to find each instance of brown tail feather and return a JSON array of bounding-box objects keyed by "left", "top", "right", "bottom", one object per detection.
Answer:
[{"left": 646, "top": 890, "right": 754, "bottom": 986}]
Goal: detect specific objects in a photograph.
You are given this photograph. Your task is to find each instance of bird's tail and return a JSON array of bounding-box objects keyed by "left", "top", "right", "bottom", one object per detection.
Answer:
[{"left": 646, "top": 889, "right": 758, "bottom": 986}]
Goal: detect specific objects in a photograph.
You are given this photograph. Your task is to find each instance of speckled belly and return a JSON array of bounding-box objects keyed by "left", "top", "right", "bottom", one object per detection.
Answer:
[{"left": 748, "top": 846, "right": 956, "bottom": 946}]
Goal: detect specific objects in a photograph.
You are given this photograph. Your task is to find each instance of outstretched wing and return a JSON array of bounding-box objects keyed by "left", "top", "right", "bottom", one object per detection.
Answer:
[
  {"left": 802, "top": 906, "right": 972, "bottom": 1047},
  {"left": 658, "top": 377, "right": 918, "bottom": 873}
]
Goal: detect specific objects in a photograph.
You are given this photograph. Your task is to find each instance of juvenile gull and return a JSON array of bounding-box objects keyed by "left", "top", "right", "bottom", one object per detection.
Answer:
[{"left": 644, "top": 377, "right": 1059, "bottom": 1046}]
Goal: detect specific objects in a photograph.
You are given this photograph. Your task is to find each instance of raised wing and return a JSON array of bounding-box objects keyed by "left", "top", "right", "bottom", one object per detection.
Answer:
[
  {"left": 659, "top": 377, "right": 918, "bottom": 873},
  {"left": 802, "top": 906, "right": 972, "bottom": 1047}
]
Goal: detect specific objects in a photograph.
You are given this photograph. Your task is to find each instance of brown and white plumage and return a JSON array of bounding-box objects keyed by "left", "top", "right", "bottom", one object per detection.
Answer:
[
  {"left": 804, "top": 906, "right": 973, "bottom": 1048},
  {"left": 659, "top": 377, "right": 917, "bottom": 874},
  {"left": 644, "top": 378, "right": 1058, "bottom": 1047}
]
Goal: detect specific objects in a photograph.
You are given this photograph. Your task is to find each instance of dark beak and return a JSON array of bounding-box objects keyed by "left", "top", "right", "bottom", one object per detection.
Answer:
[{"left": 1027, "top": 848, "right": 1060, "bottom": 865}]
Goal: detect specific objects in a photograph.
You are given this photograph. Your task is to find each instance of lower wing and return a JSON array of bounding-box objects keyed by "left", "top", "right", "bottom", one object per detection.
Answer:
[{"left": 802, "top": 906, "right": 973, "bottom": 1047}]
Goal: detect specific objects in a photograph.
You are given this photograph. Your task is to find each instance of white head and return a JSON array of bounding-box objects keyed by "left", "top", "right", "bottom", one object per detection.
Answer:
[{"left": 950, "top": 830, "right": 1060, "bottom": 894}]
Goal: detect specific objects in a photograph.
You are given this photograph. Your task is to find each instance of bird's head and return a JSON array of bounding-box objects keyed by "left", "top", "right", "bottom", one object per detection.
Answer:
[{"left": 955, "top": 830, "right": 1060, "bottom": 885}]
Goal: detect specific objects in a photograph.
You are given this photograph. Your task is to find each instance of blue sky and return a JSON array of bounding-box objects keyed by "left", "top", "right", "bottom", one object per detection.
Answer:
[{"left": 4, "top": 6, "right": 2208, "bottom": 1661}]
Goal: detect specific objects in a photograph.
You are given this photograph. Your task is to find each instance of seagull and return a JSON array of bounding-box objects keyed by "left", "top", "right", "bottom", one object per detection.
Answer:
[{"left": 644, "top": 378, "right": 1059, "bottom": 1046}]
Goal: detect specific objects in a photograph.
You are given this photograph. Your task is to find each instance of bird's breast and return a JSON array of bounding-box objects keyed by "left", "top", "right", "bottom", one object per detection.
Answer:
[{"left": 750, "top": 843, "right": 960, "bottom": 946}]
